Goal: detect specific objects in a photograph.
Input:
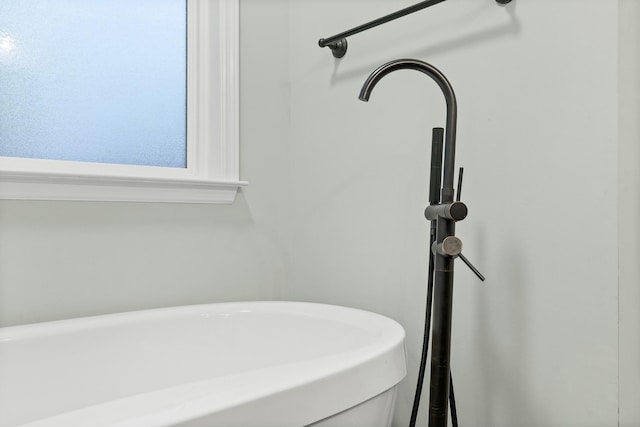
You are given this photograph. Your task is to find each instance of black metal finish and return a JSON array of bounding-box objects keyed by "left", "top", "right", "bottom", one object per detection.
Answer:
[
  {"left": 456, "top": 167, "right": 464, "bottom": 202},
  {"left": 319, "top": 0, "right": 512, "bottom": 57},
  {"left": 359, "top": 58, "right": 488, "bottom": 427},
  {"left": 424, "top": 202, "right": 468, "bottom": 222},
  {"left": 359, "top": 59, "right": 459, "bottom": 427},
  {"left": 429, "top": 215, "right": 456, "bottom": 427},
  {"left": 359, "top": 59, "right": 458, "bottom": 203},
  {"left": 459, "top": 253, "right": 486, "bottom": 282},
  {"left": 449, "top": 372, "right": 459, "bottom": 427},
  {"left": 409, "top": 127, "right": 443, "bottom": 427}
]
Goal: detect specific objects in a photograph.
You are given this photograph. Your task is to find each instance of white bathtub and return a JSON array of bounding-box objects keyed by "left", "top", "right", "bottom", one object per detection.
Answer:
[{"left": 0, "top": 302, "right": 406, "bottom": 427}]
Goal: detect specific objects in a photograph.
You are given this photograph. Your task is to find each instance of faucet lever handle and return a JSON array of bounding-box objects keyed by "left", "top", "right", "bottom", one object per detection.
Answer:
[
  {"left": 453, "top": 167, "right": 483, "bottom": 281},
  {"left": 458, "top": 253, "right": 485, "bottom": 282},
  {"left": 456, "top": 167, "right": 464, "bottom": 202}
]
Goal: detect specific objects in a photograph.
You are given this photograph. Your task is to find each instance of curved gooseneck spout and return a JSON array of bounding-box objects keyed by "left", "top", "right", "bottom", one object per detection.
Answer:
[
  {"left": 359, "top": 58, "right": 458, "bottom": 203},
  {"left": 359, "top": 58, "right": 464, "bottom": 427}
]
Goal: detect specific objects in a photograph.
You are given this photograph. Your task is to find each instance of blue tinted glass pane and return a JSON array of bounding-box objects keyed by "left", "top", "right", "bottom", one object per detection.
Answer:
[{"left": 0, "top": 0, "right": 187, "bottom": 168}]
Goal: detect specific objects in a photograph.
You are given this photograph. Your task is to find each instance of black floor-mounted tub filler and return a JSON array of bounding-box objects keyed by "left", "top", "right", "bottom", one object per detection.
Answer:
[{"left": 359, "top": 59, "right": 485, "bottom": 427}]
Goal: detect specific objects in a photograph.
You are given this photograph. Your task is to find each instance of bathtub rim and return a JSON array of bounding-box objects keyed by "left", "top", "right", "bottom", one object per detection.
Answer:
[{"left": 0, "top": 301, "right": 407, "bottom": 427}]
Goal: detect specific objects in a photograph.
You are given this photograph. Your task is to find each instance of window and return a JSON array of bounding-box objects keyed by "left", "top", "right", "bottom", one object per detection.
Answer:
[{"left": 0, "top": 0, "right": 244, "bottom": 203}]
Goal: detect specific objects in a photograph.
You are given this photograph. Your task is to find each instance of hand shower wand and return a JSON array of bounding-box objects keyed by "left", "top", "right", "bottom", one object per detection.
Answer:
[{"left": 359, "top": 58, "right": 485, "bottom": 427}]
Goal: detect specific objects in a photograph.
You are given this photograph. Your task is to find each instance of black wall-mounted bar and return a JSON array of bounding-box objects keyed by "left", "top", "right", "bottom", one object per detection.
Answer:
[{"left": 318, "top": 0, "right": 513, "bottom": 58}]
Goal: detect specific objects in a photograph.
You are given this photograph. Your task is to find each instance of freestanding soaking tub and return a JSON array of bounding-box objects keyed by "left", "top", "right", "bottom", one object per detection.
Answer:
[{"left": 0, "top": 302, "right": 406, "bottom": 427}]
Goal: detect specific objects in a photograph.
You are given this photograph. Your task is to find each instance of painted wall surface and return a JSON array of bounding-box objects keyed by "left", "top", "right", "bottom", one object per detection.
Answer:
[
  {"left": 619, "top": 0, "right": 640, "bottom": 425},
  {"left": 0, "top": 1, "right": 637, "bottom": 426},
  {"left": 287, "top": 1, "right": 620, "bottom": 426},
  {"left": 0, "top": 0, "right": 291, "bottom": 326}
]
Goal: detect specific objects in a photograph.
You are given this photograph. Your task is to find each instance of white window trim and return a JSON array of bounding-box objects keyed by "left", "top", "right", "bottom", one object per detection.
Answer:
[{"left": 0, "top": 0, "right": 246, "bottom": 203}]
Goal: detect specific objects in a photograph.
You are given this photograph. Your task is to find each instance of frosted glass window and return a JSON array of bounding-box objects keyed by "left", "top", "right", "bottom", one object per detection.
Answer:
[{"left": 0, "top": 0, "right": 187, "bottom": 168}]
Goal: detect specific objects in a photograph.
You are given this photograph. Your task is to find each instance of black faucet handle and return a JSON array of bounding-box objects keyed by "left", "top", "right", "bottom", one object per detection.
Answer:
[
  {"left": 432, "top": 236, "right": 485, "bottom": 282},
  {"left": 429, "top": 128, "right": 444, "bottom": 205},
  {"left": 456, "top": 167, "right": 464, "bottom": 202},
  {"left": 458, "top": 253, "right": 485, "bottom": 282}
]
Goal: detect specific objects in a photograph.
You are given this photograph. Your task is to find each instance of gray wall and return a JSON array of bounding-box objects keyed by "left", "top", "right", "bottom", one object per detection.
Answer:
[
  {"left": 0, "top": 0, "right": 291, "bottom": 326},
  {"left": 619, "top": 0, "right": 640, "bottom": 425},
  {"left": 0, "top": 1, "right": 638, "bottom": 426}
]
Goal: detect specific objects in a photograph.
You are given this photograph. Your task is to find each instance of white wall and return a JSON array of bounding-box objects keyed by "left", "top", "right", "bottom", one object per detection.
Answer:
[
  {"left": 0, "top": 0, "right": 292, "bottom": 326},
  {"left": 619, "top": 0, "right": 640, "bottom": 425},
  {"left": 287, "top": 1, "right": 620, "bottom": 426}
]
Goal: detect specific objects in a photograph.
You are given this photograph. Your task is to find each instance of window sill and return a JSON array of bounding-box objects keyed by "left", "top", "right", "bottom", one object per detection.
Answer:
[
  {"left": 0, "top": 170, "right": 248, "bottom": 204},
  {"left": 0, "top": 0, "right": 242, "bottom": 205}
]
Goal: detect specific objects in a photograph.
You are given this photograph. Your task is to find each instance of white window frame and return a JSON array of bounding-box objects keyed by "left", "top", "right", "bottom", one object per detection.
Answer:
[{"left": 0, "top": 0, "right": 246, "bottom": 203}]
